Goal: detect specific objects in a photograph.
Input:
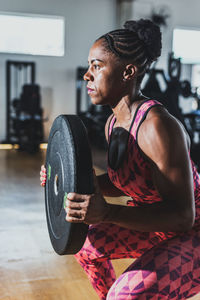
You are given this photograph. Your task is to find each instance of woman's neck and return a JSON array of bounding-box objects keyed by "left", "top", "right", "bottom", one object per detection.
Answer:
[{"left": 112, "top": 91, "right": 148, "bottom": 127}]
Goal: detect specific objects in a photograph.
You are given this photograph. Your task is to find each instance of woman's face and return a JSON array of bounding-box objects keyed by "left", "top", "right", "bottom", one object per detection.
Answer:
[{"left": 84, "top": 39, "right": 126, "bottom": 107}]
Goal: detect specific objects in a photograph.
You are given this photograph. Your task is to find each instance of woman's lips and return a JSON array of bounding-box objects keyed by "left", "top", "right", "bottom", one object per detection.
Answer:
[{"left": 87, "top": 87, "right": 95, "bottom": 94}]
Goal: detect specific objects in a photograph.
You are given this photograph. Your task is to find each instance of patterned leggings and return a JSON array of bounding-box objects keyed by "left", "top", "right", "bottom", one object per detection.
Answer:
[{"left": 75, "top": 223, "right": 200, "bottom": 299}]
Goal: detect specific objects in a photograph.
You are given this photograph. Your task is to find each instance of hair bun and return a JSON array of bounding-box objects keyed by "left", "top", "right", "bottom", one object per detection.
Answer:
[{"left": 124, "top": 19, "right": 161, "bottom": 62}]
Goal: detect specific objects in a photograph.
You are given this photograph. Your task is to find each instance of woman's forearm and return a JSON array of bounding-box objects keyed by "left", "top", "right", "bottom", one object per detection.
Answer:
[
  {"left": 104, "top": 201, "right": 194, "bottom": 232},
  {"left": 97, "top": 173, "right": 126, "bottom": 197}
]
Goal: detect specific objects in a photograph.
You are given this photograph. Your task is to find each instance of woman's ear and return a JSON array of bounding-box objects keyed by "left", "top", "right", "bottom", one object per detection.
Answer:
[{"left": 123, "top": 64, "right": 137, "bottom": 81}]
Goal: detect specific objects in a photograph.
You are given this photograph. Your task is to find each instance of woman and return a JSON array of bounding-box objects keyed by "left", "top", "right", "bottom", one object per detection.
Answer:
[{"left": 41, "top": 19, "right": 200, "bottom": 299}]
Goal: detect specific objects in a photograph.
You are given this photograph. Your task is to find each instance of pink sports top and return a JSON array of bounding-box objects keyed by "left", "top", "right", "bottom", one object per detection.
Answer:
[{"left": 107, "top": 99, "right": 200, "bottom": 238}]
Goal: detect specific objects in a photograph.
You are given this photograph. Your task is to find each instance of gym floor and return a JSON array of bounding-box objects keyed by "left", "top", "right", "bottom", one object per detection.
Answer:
[{"left": 0, "top": 148, "right": 199, "bottom": 300}]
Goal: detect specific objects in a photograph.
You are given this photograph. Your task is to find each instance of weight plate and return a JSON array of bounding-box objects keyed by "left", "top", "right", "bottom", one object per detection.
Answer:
[{"left": 45, "top": 115, "right": 94, "bottom": 255}]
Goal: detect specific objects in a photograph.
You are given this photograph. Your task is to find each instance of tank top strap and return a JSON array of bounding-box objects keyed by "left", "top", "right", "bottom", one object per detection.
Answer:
[
  {"left": 108, "top": 114, "right": 116, "bottom": 139},
  {"left": 130, "top": 99, "right": 163, "bottom": 140}
]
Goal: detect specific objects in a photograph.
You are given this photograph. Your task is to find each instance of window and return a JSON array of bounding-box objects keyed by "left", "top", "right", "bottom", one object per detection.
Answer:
[
  {"left": 172, "top": 28, "right": 200, "bottom": 64},
  {"left": 0, "top": 12, "right": 65, "bottom": 56}
]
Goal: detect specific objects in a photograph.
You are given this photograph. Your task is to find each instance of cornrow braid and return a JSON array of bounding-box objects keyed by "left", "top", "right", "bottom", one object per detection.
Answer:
[{"left": 96, "top": 19, "right": 162, "bottom": 79}]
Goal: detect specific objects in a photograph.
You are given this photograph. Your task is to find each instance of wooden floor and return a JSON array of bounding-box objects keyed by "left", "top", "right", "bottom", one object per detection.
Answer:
[{"left": 0, "top": 148, "right": 199, "bottom": 300}]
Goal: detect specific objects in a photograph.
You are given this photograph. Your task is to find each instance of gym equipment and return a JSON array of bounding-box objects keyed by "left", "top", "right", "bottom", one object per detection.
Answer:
[
  {"left": 45, "top": 115, "right": 94, "bottom": 255},
  {"left": 143, "top": 53, "right": 185, "bottom": 125},
  {"left": 142, "top": 52, "right": 200, "bottom": 171},
  {"left": 4, "top": 60, "right": 44, "bottom": 152},
  {"left": 168, "top": 52, "right": 181, "bottom": 80}
]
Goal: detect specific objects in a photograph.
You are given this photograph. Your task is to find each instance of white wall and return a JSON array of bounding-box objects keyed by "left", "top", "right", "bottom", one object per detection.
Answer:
[{"left": 0, "top": 0, "right": 116, "bottom": 140}]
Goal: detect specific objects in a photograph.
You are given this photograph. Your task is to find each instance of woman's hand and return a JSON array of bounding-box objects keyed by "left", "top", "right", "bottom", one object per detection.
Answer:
[
  {"left": 64, "top": 171, "right": 111, "bottom": 225},
  {"left": 40, "top": 165, "right": 47, "bottom": 187},
  {"left": 40, "top": 165, "right": 113, "bottom": 224}
]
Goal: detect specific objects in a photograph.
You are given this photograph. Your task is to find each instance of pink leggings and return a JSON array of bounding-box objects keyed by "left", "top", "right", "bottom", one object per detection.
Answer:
[{"left": 75, "top": 223, "right": 200, "bottom": 299}]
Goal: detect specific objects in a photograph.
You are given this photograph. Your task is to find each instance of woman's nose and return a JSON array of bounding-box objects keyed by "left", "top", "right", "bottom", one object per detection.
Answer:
[{"left": 83, "top": 69, "right": 93, "bottom": 81}]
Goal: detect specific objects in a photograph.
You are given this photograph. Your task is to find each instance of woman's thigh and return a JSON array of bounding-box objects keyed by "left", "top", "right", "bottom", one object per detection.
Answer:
[
  {"left": 107, "top": 231, "right": 200, "bottom": 299},
  {"left": 76, "top": 222, "right": 168, "bottom": 262}
]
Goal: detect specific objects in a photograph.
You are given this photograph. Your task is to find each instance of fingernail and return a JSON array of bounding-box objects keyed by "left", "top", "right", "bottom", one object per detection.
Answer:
[{"left": 67, "top": 193, "right": 73, "bottom": 199}]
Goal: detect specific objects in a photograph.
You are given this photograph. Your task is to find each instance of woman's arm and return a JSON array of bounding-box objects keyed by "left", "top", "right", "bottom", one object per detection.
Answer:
[
  {"left": 65, "top": 108, "right": 195, "bottom": 232},
  {"left": 104, "top": 108, "right": 195, "bottom": 232}
]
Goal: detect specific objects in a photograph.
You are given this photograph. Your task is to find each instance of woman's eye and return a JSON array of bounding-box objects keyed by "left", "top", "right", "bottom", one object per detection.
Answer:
[{"left": 94, "top": 64, "right": 100, "bottom": 70}]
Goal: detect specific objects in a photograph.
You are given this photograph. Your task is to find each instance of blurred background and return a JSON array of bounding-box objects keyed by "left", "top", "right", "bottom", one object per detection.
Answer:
[
  {"left": 0, "top": 0, "right": 200, "bottom": 168},
  {"left": 0, "top": 1, "right": 200, "bottom": 299}
]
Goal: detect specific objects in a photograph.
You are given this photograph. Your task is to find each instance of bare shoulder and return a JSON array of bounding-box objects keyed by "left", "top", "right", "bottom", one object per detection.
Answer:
[
  {"left": 142, "top": 106, "right": 187, "bottom": 136},
  {"left": 105, "top": 113, "right": 114, "bottom": 142},
  {"left": 138, "top": 106, "right": 190, "bottom": 164}
]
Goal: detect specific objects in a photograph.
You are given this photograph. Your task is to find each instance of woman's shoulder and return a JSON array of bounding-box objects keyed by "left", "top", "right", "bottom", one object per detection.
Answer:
[
  {"left": 138, "top": 106, "right": 190, "bottom": 156},
  {"left": 141, "top": 105, "right": 182, "bottom": 136}
]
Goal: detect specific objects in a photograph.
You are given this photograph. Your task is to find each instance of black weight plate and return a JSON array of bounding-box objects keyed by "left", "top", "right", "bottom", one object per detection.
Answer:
[{"left": 45, "top": 115, "right": 94, "bottom": 255}]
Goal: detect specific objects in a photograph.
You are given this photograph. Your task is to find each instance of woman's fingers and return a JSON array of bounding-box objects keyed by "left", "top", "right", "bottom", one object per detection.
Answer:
[
  {"left": 40, "top": 171, "right": 46, "bottom": 177},
  {"left": 65, "top": 189, "right": 108, "bottom": 224},
  {"left": 40, "top": 165, "right": 47, "bottom": 186},
  {"left": 65, "top": 193, "right": 89, "bottom": 222},
  {"left": 65, "top": 196, "right": 87, "bottom": 212},
  {"left": 40, "top": 177, "right": 46, "bottom": 186},
  {"left": 65, "top": 200, "right": 83, "bottom": 210},
  {"left": 65, "top": 207, "right": 86, "bottom": 222},
  {"left": 40, "top": 167, "right": 47, "bottom": 175},
  {"left": 67, "top": 192, "right": 86, "bottom": 202},
  {"left": 65, "top": 216, "right": 84, "bottom": 223}
]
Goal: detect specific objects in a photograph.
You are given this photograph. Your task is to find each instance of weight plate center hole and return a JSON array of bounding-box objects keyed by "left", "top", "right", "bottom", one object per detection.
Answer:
[{"left": 54, "top": 174, "right": 59, "bottom": 196}]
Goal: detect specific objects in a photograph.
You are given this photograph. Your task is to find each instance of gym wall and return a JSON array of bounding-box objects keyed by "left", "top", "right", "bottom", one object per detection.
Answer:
[
  {"left": 129, "top": 0, "right": 200, "bottom": 113},
  {"left": 131, "top": 0, "right": 200, "bottom": 79},
  {"left": 0, "top": 0, "right": 116, "bottom": 141}
]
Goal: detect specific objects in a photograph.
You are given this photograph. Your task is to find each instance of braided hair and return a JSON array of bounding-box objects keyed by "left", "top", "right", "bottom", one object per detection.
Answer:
[{"left": 97, "top": 19, "right": 162, "bottom": 82}]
